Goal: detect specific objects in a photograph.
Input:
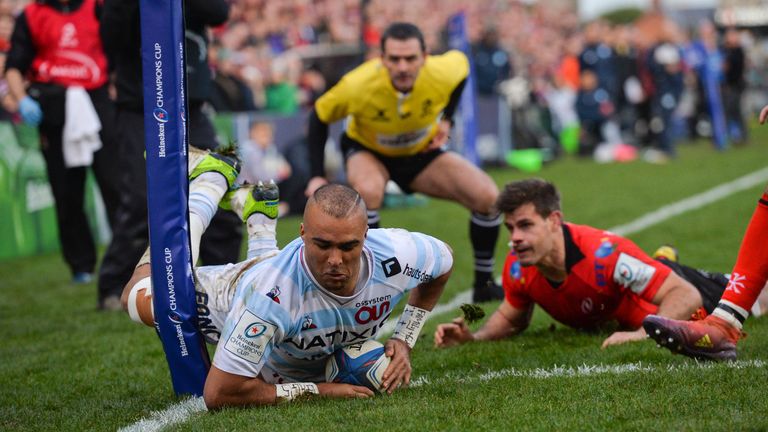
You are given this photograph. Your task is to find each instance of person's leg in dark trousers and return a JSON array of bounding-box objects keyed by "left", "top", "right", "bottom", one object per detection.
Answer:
[
  {"left": 88, "top": 87, "right": 121, "bottom": 227},
  {"left": 38, "top": 122, "right": 96, "bottom": 278},
  {"left": 188, "top": 102, "right": 242, "bottom": 264},
  {"left": 97, "top": 109, "right": 149, "bottom": 308}
]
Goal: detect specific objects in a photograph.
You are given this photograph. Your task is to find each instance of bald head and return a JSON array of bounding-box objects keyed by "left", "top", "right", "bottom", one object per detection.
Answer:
[
  {"left": 301, "top": 184, "right": 368, "bottom": 295},
  {"left": 306, "top": 183, "right": 367, "bottom": 220}
]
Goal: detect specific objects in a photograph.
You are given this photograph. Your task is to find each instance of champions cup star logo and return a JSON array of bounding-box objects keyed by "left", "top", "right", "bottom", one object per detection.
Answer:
[
  {"left": 168, "top": 311, "right": 183, "bottom": 324},
  {"left": 153, "top": 108, "right": 169, "bottom": 123},
  {"left": 245, "top": 323, "right": 268, "bottom": 338},
  {"left": 726, "top": 273, "right": 746, "bottom": 294}
]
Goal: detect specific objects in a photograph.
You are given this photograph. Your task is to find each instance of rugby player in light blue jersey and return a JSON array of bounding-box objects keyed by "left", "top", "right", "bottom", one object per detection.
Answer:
[{"left": 122, "top": 174, "right": 453, "bottom": 408}]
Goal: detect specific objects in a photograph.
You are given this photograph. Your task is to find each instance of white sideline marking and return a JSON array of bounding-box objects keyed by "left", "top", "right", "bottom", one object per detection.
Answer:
[
  {"left": 124, "top": 168, "right": 768, "bottom": 431},
  {"left": 124, "top": 359, "right": 768, "bottom": 431},
  {"left": 609, "top": 167, "right": 768, "bottom": 237},
  {"left": 409, "top": 359, "right": 768, "bottom": 388},
  {"left": 119, "top": 397, "right": 206, "bottom": 432}
]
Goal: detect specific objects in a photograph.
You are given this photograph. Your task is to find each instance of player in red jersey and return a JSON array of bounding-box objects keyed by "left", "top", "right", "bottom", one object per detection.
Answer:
[
  {"left": 434, "top": 178, "right": 751, "bottom": 349},
  {"left": 640, "top": 107, "right": 768, "bottom": 360}
]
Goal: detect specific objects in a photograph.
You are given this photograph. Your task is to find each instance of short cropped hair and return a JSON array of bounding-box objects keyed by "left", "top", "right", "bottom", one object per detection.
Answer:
[
  {"left": 380, "top": 22, "right": 426, "bottom": 53},
  {"left": 496, "top": 179, "right": 561, "bottom": 218},
  {"left": 310, "top": 184, "right": 366, "bottom": 219}
]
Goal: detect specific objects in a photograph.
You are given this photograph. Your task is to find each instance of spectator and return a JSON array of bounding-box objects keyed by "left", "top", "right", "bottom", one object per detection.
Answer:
[
  {"left": 645, "top": 24, "right": 684, "bottom": 161},
  {"left": 0, "top": 51, "right": 16, "bottom": 120},
  {"left": 5, "top": 0, "right": 120, "bottom": 286},
  {"left": 579, "top": 21, "right": 618, "bottom": 103},
  {"left": 722, "top": 27, "right": 747, "bottom": 145},
  {"left": 264, "top": 54, "right": 300, "bottom": 115},
  {"left": 472, "top": 26, "right": 512, "bottom": 96},
  {"left": 576, "top": 69, "right": 614, "bottom": 156},
  {"left": 298, "top": 63, "right": 326, "bottom": 108},
  {"left": 0, "top": 13, "right": 13, "bottom": 52},
  {"left": 240, "top": 120, "right": 310, "bottom": 217},
  {"left": 209, "top": 45, "right": 257, "bottom": 113},
  {"left": 686, "top": 19, "right": 727, "bottom": 150}
]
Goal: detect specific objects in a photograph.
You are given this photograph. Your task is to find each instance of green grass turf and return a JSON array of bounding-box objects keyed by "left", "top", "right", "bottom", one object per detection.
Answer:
[{"left": 2, "top": 132, "right": 768, "bottom": 431}]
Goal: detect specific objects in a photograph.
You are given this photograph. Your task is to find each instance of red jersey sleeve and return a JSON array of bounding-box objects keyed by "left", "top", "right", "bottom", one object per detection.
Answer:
[
  {"left": 502, "top": 253, "right": 532, "bottom": 309},
  {"left": 604, "top": 237, "right": 672, "bottom": 302}
]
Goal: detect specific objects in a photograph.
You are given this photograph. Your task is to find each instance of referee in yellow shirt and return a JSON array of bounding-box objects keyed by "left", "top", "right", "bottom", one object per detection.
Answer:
[{"left": 305, "top": 22, "right": 502, "bottom": 302}]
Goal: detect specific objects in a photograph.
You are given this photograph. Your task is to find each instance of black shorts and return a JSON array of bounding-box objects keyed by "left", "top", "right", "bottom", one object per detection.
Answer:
[
  {"left": 340, "top": 133, "right": 444, "bottom": 194},
  {"left": 658, "top": 259, "right": 728, "bottom": 313}
]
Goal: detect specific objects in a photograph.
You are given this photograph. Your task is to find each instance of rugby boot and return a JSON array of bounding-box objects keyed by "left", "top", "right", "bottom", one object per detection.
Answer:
[
  {"left": 642, "top": 313, "right": 743, "bottom": 361},
  {"left": 652, "top": 244, "right": 679, "bottom": 263},
  {"left": 228, "top": 180, "right": 280, "bottom": 221},
  {"left": 189, "top": 150, "right": 241, "bottom": 197},
  {"left": 472, "top": 279, "right": 504, "bottom": 303}
]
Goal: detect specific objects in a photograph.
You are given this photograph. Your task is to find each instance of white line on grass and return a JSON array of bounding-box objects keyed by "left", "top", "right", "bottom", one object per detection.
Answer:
[
  {"left": 124, "top": 168, "right": 768, "bottom": 432},
  {"left": 118, "top": 397, "right": 206, "bottom": 432},
  {"left": 122, "top": 359, "right": 768, "bottom": 431},
  {"left": 409, "top": 359, "right": 768, "bottom": 387},
  {"left": 608, "top": 167, "right": 768, "bottom": 237}
]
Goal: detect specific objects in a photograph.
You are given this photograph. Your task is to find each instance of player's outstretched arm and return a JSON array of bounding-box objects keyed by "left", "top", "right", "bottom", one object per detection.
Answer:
[
  {"left": 601, "top": 272, "right": 704, "bottom": 350},
  {"left": 204, "top": 366, "right": 373, "bottom": 409},
  {"left": 435, "top": 301, "right": 532, "bottom": 348},
  {"left": 383, "top": 270, "right": 452, "bottom": 394}
]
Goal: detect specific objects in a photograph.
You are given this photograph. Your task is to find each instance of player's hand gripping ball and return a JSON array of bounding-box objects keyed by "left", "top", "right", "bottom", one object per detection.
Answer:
[{"left": 326, "top": 340, "right": 391, "bottom": 393}]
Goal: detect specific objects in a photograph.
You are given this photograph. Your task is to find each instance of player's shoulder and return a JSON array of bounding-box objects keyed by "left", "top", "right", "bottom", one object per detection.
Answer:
[
  {"left": 427, "top": 50, "right": 469, "bottom": 68},
  {"left": 366, "top": 228, "right": 445, "bottom": 253},
  {"left": 237, "top": 239, "right": 304, "bottom": 300},
  {"left": 566, "top": 223, "right": 625, "bottom": 251},
  {"left": 366, "top": 228, "right": 450, "bottom": 269},
  {"left": 365, "top": 228, "right": 451, "bottom": 288},
  {"left": 423, "top": 50, "right": 469, "bottom": 80},
  {"left": 339, "top": 57, "right": 388, "bottom": 87}
]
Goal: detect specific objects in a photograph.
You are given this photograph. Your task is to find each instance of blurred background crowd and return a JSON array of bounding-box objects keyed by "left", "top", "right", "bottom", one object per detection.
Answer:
[{"left": 0, "top": 0, "right": 765, "bottom": 163}]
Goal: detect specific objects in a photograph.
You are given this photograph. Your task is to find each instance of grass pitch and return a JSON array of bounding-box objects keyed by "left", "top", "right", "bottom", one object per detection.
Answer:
[{"left": 2, "top": 130, "right": 768, "bottom": 431}]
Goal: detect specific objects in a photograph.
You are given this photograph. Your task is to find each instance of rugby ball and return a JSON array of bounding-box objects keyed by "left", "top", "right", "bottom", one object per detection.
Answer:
[{"left": 325, "top": 340, "right": 391, "bottom": 393}]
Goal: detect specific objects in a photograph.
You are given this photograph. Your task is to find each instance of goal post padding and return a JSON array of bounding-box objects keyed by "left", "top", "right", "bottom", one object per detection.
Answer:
[{"left": 139, "top": 0, "right": 210, "bottom": 397}]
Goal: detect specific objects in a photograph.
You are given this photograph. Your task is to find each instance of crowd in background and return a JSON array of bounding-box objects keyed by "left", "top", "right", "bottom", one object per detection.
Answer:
[
  {"left": 0, "top": 0, "right": 765, "bottom": 162},
  {"left": 203, "top": 0, "right": 766, "bottom": 163}
]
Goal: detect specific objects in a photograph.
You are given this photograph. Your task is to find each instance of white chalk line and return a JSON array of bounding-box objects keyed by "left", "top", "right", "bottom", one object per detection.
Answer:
[
  {"left": 119, "top": 396, "right": 206, "bottom": 432},
  {"left": 609, "top": 166, "right": 768, "bottom": 237},
  {"left": 123, "top": 167, "right": 768, "bottom": 431},
  {"left": 122, "top": 358, "right": 768, "bottom": 431},
  {"left": 409, "top": 359, "right": 768, "bottom": 388}
]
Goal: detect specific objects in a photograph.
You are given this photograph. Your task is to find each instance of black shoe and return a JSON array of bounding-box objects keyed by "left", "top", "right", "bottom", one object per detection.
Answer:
[{"left": 472, "top": 280, "right": 504, "bottom": 303}]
